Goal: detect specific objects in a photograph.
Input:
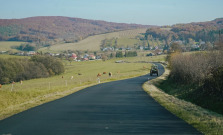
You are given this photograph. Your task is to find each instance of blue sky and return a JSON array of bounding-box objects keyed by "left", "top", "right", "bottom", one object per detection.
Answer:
[{"left": 0, "top": 0, "right": 222, "bottom": 25}]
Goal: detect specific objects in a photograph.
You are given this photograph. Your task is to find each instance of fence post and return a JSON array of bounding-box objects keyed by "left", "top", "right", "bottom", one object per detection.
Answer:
[
  {"left": 49, "top": 82, "right": 51, "bottom": 90},
  {"left": 11, "top": 83, "right": 14, "bottom": 91}
]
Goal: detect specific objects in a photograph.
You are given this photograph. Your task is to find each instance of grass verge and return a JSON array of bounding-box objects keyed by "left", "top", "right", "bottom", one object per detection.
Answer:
[{"left": 142, "top": 67, "right": 223, "bottom": 135}]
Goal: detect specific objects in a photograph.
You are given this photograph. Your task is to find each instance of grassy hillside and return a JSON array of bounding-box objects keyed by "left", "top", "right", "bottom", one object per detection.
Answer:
[
  {"left": 0, "top": 41, "right": 26, "bottom": 52},
  {"left": 0, "top": 55, "right": 166, "bottom": 120},
  {"left": 39, "top": 28, "right": 148, "bottom": 52},
  {"left": 0, "top": 29, "right": 164, "bottom": 53},
  {"left": 117, "top": 38, "right": 140, "bottom": 48}
]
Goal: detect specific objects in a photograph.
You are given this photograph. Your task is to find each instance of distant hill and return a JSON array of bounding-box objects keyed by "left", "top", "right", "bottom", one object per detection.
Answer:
[
  {"left": 0, "top": 16, "right": 151, "bottom": 43},
  {"left": 172, "top": 18, "right": 223, "bottom": 30},
  {"left": 145, "top": 18, "right": 223, "bottom": 44}
]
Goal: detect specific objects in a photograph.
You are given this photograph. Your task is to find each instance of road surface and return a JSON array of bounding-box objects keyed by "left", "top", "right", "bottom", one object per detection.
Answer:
[{"left": 0, "top": 63, "right": 202, "bottom": 135}]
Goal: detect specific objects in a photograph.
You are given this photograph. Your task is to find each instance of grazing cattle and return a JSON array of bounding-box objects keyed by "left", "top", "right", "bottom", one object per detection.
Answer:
[
  {"left": 0, "top": 84, "right": 2, "bottom": 88},
  {"left": 103, "top": 72, "right": 106, "bottom": 74},
  {"left": 109, "top": 72, "right": 112, "bottom": 77},
  {"left": 97, "top": 73, "right": 102, "bottom": 77},
  {"left": 78, "top": 73, "right": 82, "bottom": 75}
]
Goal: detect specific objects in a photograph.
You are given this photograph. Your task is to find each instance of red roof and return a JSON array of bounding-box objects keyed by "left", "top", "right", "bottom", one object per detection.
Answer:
[{"left": 71, "top": 53, "right": 77, "bottom": 58}]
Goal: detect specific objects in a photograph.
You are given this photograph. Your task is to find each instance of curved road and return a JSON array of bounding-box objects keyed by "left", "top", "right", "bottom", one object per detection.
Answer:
[{"left": 0, "top": 63, "right": 201, "bottom": 135}]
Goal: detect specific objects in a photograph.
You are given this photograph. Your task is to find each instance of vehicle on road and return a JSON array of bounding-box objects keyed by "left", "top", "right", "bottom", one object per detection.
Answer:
[{"left": 150, "top": 65, "right": 159, "bottom": 76}]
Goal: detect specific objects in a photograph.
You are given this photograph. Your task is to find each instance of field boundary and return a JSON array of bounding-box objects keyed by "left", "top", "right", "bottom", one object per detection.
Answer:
[{"left": 142, "top": 64, "right": 223, "bottom": 135}]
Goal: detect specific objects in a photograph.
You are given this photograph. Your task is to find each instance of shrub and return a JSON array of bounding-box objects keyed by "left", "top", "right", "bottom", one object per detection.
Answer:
[
  {"left": 203, "top": 66, "right": 223, "bottom": 96},
  {"left": 169, "top": 51, "right": 223, "bottom": 85},
  {"left": 125, "top": 51, "right": 137, "bottom": 57},
  {"left": 0, "top": 56, "right": 64, "bottom": 84},
  {"left": 116, "top": 51, "right": 123, "bottom": 58},
  {"left": 167, "top": 51, "right": 223, "bottom": 114},
  {"left": 16, "top": 44, "right": 37, "bottom": 51},
  {"left": 31, "top": 55, "right": 65, "bottom": 76}
]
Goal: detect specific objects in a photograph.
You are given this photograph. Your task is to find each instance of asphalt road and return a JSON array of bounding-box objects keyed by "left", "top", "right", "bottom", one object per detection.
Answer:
[{"left": 0, "top": 63, "right": 202, "bottom": 135}]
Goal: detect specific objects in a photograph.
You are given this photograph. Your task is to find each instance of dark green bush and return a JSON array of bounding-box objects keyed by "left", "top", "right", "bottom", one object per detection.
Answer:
[
  {"left": 203, "top": 66, "right": 223, "bottom": 96},
  {"left": 31, "top": 55, "right": 65, "bottom": 76},
  {"left": 0, "top": 56, "right": 64, "bottom": 84},
  {"left": 125, "top": 51, "right": 137, "bottom": 57}
]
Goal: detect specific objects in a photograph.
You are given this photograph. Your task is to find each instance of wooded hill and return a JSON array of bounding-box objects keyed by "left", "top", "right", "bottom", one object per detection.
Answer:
[
  {"left": 145, "top": 18, "right": 223, "bottom": 44},
  {"left": 0, "top": 16, "right": 150, "bottom": 43}
]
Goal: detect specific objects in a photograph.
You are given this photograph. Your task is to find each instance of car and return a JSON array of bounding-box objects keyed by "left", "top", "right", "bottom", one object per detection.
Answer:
[
  {"left": 146, "top": 53, "right": 155, "bottom": 56},
  {"left": 150, "top": 65, "right": 159, "bottom": 76}
]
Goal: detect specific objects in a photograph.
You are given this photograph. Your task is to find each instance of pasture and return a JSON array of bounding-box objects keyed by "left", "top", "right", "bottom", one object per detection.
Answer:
[
  {"left": 0, "top": 41, "right": 25, "bottom": 52},
  {"left": 0, "top": 55, "right": 166, "bottom": 120},
  {"left": 0, "top": 54, "right": 28, "bottom": 59}
]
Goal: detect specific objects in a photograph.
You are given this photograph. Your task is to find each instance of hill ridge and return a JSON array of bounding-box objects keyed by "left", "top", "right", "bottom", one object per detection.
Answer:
[{"left": 0, "top": 16, "right": 151, "bottom": 43}]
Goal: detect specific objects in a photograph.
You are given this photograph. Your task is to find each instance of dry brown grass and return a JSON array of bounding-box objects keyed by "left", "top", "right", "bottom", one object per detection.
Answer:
[{"left": 143, "top": 65, "right": 223, "bottom": 135}]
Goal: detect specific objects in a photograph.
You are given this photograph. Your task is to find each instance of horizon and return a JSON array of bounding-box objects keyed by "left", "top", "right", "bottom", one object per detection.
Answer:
[
  {"left": 1, "top": 0, "right": 223, "bottom": 26},
  {"left": 1, "top": 15, "right": 222, "bottom": 26}
]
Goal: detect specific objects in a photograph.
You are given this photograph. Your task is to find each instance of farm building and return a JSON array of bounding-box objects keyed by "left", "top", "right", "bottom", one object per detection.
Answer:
[
  {"left": 27, "top": 51, "right": 36, "bottom": 55},
  {"left": 89, "top": 54, "right": 96, "bottom": 60},
  {"left": 70, "top": 53, "right": 77, "bottom": 60}
]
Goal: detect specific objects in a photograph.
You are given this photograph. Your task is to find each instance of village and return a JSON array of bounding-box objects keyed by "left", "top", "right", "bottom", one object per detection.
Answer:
[{"left": 0, "top": 39, "right": 211, "bottom": 62}]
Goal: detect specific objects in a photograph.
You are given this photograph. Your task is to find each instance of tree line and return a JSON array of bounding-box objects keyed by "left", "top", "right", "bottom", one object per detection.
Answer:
[
  {"left": 145, "top": 28, "right": 223, "bottom": 45},
  {"left": 115, "top": 51, "right": 137, "bottom": 58},
  {"left": 145, "top": 18, "right": 223, "bottom": 46},
  {"left": 0, "top": 55, "right": 64, "bottom": 84}
]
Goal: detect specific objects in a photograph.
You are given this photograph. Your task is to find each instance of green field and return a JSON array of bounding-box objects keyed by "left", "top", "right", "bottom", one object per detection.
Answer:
[
  {"left": 0, "top": 54, "right": 28, "bottom": 59},
  {"left": 0, "top": 55, "right": 166, "bottom": 120},
  {"left": 148, "top": 39, "right": 165, "bottom": 48},
  {"left": 39, "top": 28, "right": 147, "bottom": 52},
  {"left": 0, "top": 41, "right": 26, "bottom": 52},
  {"left": 116, "top": 38, "right": 140, "bottom": 48}
]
